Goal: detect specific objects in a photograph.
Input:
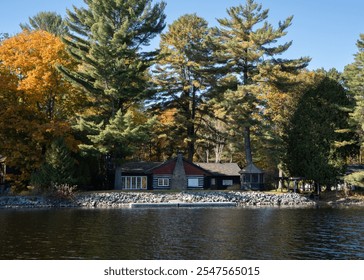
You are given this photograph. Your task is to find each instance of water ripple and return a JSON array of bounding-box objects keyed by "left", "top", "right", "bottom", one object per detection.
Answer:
[{"left": 0, "top": 207, "right": 363, "bottom": 259}]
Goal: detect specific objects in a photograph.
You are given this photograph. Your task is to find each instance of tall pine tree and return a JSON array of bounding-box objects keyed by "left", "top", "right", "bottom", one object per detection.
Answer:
[
  {"left": 153, "top": 14, "right": 215, "bottom": 160},
  {"left": 214, "top": 0, "right": 310, "bottom": 166},
  {"left": 344, "top": 34, "right": 364, "bottom": 163},
  {"left": 285, "top": 77, "right": 353, "bottom": 186},
  {"left": 20, "top": 11, "right": 68, "bottom": 36},
  {"left": 59, "top": 0, "right": 166, "bottom": 183}
]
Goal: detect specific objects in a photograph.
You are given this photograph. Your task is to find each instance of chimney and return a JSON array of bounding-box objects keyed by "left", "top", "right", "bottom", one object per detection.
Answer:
[{"left": 170, "top": 153, "right": 187, "bottom": 190}]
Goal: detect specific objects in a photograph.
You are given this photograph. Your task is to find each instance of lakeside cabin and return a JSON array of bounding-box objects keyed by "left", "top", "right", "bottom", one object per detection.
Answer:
[
  {"left": 197, "top": 162, "right": 241, "bottom": 189},
  {"left": 114, "top": 154, "right": 242, "bottom": 190}
]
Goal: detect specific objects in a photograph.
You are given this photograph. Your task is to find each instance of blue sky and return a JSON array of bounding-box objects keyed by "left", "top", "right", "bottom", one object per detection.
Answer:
[{"left": 0, "top": 0, "right": 363, "bottom": 72}]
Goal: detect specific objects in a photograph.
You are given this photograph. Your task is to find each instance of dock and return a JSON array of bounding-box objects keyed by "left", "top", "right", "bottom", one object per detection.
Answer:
[{"left": 129, "top": 202, "right": 237, "bottom": 208}]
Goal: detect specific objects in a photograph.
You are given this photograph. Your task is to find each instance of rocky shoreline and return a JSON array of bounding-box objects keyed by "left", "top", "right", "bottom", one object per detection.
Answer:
[{"left": 1, "top": 190, "right": 356, "bottom": 209}]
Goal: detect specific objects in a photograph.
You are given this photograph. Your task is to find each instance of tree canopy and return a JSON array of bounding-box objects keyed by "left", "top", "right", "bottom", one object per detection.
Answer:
[
  {"left": 0, "top": 30, "right": 82, "bottom": 187},
  {"left": 212, "top": 0, "right": 310, "bottom": 166},
  {"left": 343, "top": 33, "right": 364, "bottom": 187},
  {"left": 153, "top": 14, "right": 215, "bottom": 160},
  {"left": 0, "top": 0, "right": 362, "bottom": 191},
  {"left": 57, "top": 0, "right": 166, "bottom": 186},
  {"left": 286, "top": 77, "right": 354, "bottom": 185},
  {"left": 20, "top": 11, "right": 68, "bottom": 36},
  {"left": 344, "top": 34, "right": 364, "bottom": 162}
]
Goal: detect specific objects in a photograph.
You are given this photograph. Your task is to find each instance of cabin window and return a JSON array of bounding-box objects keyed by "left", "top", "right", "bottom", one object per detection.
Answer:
[
  {"left": 121, "top": 176, "right": 147, "bottom": 190},
  {"left": 243, "top": 174, "right": 250, "bottom": 183},
  {"left": 188, "top": 178, "right": 199, "bottom": 187},
  {"left": 222, "top": 180, "right": 233, "bottom": 186},
  {"left": 158, "top": 178, "right": 170, "bottom": 187}
]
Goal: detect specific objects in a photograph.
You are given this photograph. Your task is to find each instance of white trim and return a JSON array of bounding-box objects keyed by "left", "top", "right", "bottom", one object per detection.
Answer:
[{"left": 158, "top": 178, "right": 170, "bottom": 187}]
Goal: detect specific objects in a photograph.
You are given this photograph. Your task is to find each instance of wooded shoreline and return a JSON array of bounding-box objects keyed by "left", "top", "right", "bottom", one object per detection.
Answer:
[{"left": 1, "top": 0, "right": 363, "bottom": 194}]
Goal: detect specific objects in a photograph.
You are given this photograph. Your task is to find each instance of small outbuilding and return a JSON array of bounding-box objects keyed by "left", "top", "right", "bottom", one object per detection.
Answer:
[{"left": 239, "top": 162, "right": 264, "bottom": 190}]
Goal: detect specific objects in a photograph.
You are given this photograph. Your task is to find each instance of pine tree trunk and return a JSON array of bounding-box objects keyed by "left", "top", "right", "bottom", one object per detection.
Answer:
[
  {"left": 186, "top": 116, "right": 195, "bottom": 161},
  {"left": 187, "top": 88, "right": 197, "bottom": 161},
  {"left": 187, "top": 140, "right": 194, "bottom": 162},
  {"left": 244, "top": 126, "right": 253, "bottom": 165}
]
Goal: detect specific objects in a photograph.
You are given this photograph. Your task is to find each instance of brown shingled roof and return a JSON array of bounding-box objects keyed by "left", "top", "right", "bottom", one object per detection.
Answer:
[
  {"left": 196, "top": 163, "right": 241, "bottom": 176},
  {"left": 239, "top": 163, "right": 264, "bottom": 174},
  {"left": 121, "top": 162, "right": 162, "bottom": 173}
]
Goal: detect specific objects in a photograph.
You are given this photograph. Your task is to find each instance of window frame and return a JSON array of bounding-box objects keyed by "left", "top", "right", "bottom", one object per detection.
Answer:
[
  {"left": 157, "top": 177, "right": 170, "bottom": 187},
  {"left": 121, "top": 176, "right": 148, "bottom": 190},
  {"left": 222, "top": 179, "right": 233, "bottom": 186}
]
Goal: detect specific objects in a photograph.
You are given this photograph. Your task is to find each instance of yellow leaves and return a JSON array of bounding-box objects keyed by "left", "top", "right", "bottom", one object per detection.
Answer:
[
  {"left": 158, "top": 108, "right": 177, "bottom": 125},
  {"left": 157, "top": 134, "right": 168, "bottom": 139},
  {"left": 0, "top": 30, "right": 84, "bottom": 185},
  {"left": 126, "top": 106, "right": 148, "bottom": 125},
  {"left": 192, "top": 80, "right": 201, "bottom": 88},
  {"left": 0, "top": 65, "right": 17, "bottom": 93},
  {"left": 0, "top": 31, "right": 69, "bottom": 84},
  {"left": 209, "top": 105, "right": 227, "bottom": 120},
  {"left": 0, "top": 30, "right": 86, "bottom": 118},
  {"left": 0, "top": 31, "right": 71, "bottom": 102}
]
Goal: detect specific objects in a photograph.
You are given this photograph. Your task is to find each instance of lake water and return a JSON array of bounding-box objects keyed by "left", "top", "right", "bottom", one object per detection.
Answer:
[{"left": 0, "top": 207, "right": 363, "bottom": 260}]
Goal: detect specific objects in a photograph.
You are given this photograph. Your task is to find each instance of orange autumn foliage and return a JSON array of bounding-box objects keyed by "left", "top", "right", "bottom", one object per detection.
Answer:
[
  {"left": 0, "top": 31, "right": 84, "bottom": 187},
  {"left": 0, "top": 30, "right": 84, "bottom": 120}
]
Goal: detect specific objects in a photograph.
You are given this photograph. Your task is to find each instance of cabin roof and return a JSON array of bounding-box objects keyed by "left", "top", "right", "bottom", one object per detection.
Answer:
[
  {"left": 150, "top": 156, "right": 212, "bottom": 176},
  {"left": 239, "top": 163, "right": 264, "bottom": 174},
  {"left": 196, "top": 163, "right": 241, "bottom": 176},
  {"left": 121, "top": 162, "right": 162, "bottom": 173},
  {"left": 120, "top": 156, "right": 222, "bottom": 176}
]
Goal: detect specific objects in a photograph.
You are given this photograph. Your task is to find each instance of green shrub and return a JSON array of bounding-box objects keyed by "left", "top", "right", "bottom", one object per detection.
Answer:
[
  {"left": 31, "top": 138, "right": 77, "bottom": 189},
  {"left": 48, "top": 184, "right": 77, "bottom": 200}
]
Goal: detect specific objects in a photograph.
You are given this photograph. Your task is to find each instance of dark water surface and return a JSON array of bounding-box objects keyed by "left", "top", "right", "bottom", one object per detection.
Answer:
[{"left": 0, "top": 207, "right": 363, "bottom": 259}]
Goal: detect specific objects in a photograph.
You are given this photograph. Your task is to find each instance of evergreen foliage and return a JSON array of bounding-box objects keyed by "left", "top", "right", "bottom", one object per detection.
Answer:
[
  {"left": 214, "top": 0, "right": 310, "bottom": 165},
  {"left": 344, "top": 34, "right": 364, "bottom": 163},
  {"left": 1, "top": 0, "right": 362, "bottom": 191},
  {"left": 31, "top": 138, "right": 77, "bottom": 189},
  {"left": 285, "top": 77, "right": 353, "bottom": 185},
  {"left": 61, "top": 0, "right": 166, "bottom": 111},
  {"left": 59, "top": 0, "right": 166, "bottom": 165},
  {"left": 252, "top": 70, "right": 319, "bottom": 173},
  {"left": 75, "top": 107, "right": 156, "bottom": 160},
  {"left": 0, "top": 33, "right": 9, "bottom": 42},
  {"left": 153, "top": 14, "right": 215, "bottom": 160},
  {"left": 20, "top": 11, "right": 68, "bottom": 36}
]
